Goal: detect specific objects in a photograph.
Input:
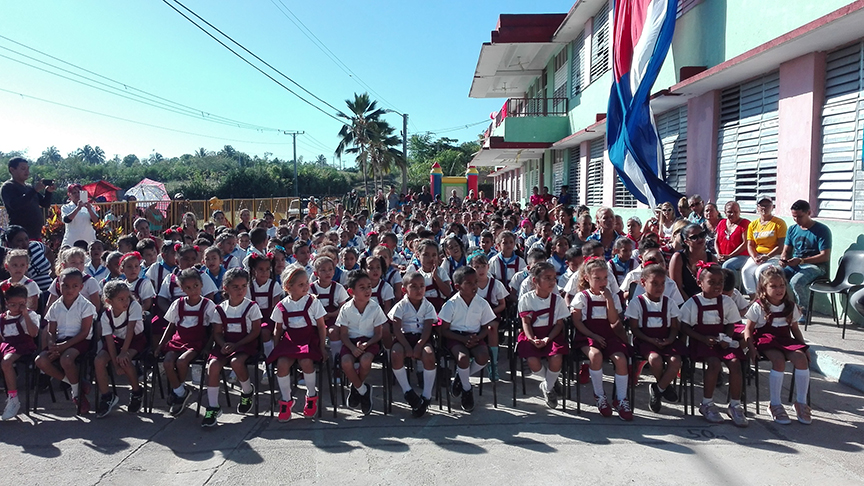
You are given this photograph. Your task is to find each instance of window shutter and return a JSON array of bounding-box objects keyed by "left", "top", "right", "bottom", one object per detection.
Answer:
[
  {"left": 615, "top": 175, "right": 638, "bottom": 208},
  {"left": 590, "top": 2, "right": 611, "bottom": 83},
  {"left": 553, "top": 151, "right": 565, "bottom": 196},
  {"left": 553, "top": 49, "right": 568, "bottom": 112},
  {"left": 586, "top": 138, "right": 605, "bottom": 206},
  {"left": 571, "top": 31, "right": 585, "bottom": 97},
  {"left": 716, "top": 72, "right": 780, "bottom": 208},
  {"left": 656, "top": 106, "right": 688, "bottom": 194},
  {"left": 819, "top": 42, "right": 864, "bottom": 220},
  {"left": 569, "top": 146, "right": 581, "bottom": 204}
]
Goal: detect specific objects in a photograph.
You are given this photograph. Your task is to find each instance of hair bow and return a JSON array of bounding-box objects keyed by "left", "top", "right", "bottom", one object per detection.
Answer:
[
  {"left": 163, "top": 229, "right": 175, "bottom": 237},
  {"left": 120, "top": 251, "right": 142, "bottom": 264},
  {"left": 193, "top": 245, "right": 200, "bottom": 253},
  {"left": 466, "top": 248, "right": 486, "bottom": 263},
  {"left": 174, "top": 243, "right": 182, "bottom": 253},
  {"left": 642, "top": 259, "right": 659, "bottom": 267},
  {"left": 583, "top": 256, "right": 601, "bottom": 262},
  {"left": 266, "top": 252, "right": 274, "bottom": 259},
  {"left": 695, "top": 260, "right": 718, "bottom": 280},
  {"left": 273, "top": 245, "right": 286, "bottom": 253}
]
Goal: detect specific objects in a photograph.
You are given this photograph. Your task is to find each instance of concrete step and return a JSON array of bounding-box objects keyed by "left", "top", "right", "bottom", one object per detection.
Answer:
[{"left": 804, "top": 315, "right": 864, "bottom": 393}]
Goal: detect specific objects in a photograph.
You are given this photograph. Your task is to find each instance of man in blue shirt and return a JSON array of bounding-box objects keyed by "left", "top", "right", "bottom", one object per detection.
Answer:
[
  {"left": 780, "top": 200, "right": 832, "bottom": 320},
  {"left": 557, "top": 185, "right": 571, "bottom": 207}
]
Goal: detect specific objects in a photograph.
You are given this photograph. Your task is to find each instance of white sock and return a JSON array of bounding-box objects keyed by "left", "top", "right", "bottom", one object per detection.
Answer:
[
  {"left": 545, "top": 369, "right": 560, "bottom": 391},
  {"left": 240, "top": 379, "right": 252, "bottom": 394},
  {"left": 615, "top": 374, "right": 629, "bottom": 401},
  {"left": 277, "top": 374, "right": 292, "bottom": 401},
  {"left": 458, "top": 366, "right": 472, "bottom": 391},
  {"left": 589, "top": 369, "right": 604, "bottom": 397},
  {"left": 469, "top": 361, "right": 485, "bottom": 375},
  {"left": 173, "top": 385, "right": 185, "bottom": 397},
  {"left": 423, "top": 369, "right": 436, "bottom": 399},
  {"left": 769, "top": 370, "right": 784, "bottom": 406},
  {"left": 794, "top": 369, "right": 810, "bottom": 404},
  {"left": 356, "top": 383, "right": 368, "bottom": 395},
  {"left": 536, "top": 366, "right": 548, "bottom": 380},
  {"left": 393, "top": 367, "right": 411, "bottom": 394},
  {"left": 729, "top": 399, "right": 741, "bottom": 408},
  {"left": 207, "top": 387, "right": 219, "bottom": 407},
  {"left": 263, "top": 340, "right": 274, "bottom": 356},
  {"left": 70, "top": 382, "right": 80, "bottom": 398},
  {"left": 304, "top": 372, "right": 317, "bottom": 397},
  {"left": 330, "top": 341, "right": 342, "bottom": 361},
  {"left": 62, "top": 377, "right": 71, "bottom": 385}
]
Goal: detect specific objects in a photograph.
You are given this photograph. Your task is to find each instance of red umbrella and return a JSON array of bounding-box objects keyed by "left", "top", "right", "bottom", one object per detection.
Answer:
[{"left": 82, "top": 180, "right": 121, "bottom": 202}]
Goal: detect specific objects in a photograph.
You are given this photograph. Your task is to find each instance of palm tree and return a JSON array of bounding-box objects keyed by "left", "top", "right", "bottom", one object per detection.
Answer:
[
  {"left": 314, "top": 154, "right": 328, "bottom": 167},
  {"left": 195, "top": 147, "right": 210, "bottom": 158},
  {"left": 76, "top": 145, "right": 105, "bottom": 164},
  {"left": 367, "top": 120, "right": 406, "bottom": 194},
  {"left": 335, "top": 93, "right": 388, "bottom": 201},
  {"left": 38, "top": 146, "right": 63, "bottom": 165}
]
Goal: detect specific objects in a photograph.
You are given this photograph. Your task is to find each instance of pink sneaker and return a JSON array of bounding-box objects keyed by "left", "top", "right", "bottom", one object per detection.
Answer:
[
  {"left": 595, "top": 395, "right": 613, "bottom": 417},
  {"left": 278, "top": 400, "right": 294, "bottom": 422},
  {"left": 303, "top": 396, "right": 319, "bottom": 417}
]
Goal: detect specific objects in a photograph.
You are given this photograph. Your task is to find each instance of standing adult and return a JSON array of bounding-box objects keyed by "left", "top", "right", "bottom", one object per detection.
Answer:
[
  {"left": 387, "top": 186, "right": 400, "bottom": 212},
  {"left": 715, "top": 201, "right": 750, "bottom": 275},
  {"left": 1, "top": 157, "right": 55, "bottom": 241},
  {"left": 557, "top": 185, "right": 571, "bottom": 207},
  {"left": 540, "top": 186, "right": 553, "bottom": 204},
  {"left": 145, "top": 203, "right": 164, "bottom": 233},
  {"left": 181, "top": 212, "right": 198, "bottom": 240},
  {"left": 448, "top": 189, "right": 462, "bottom": 208},
  {"left": 235, "top": 208, "right": 252, "bottom": 233},
  {"left": 780, "top": 200, "right": 832, "bottom": 320},
  {"left": 687, "top": 194, "right": 706, "bottom": 224},
  {"left": 417, "top": 185, "right": 433, "bottom": 205},
  {"left": 374, "top": 190, "right": 387, "bottom": 214},
  {"left": 529, "top": 186, "right": 542, "bottom": 207},
  {"left": 741, "top": 195, "right": 786, "bottom": 296},
  {"left": 60, "top": 183, "right": 99, "bottom": 247}
]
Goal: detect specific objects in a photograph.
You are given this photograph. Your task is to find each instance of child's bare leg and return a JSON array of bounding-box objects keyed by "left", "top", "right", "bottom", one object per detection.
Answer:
[
  {"left": 647, "top": 353, "right": 664, "bottom": 381},
  {"left": 526, "top": 356, "right": 542, "bottom": 374},
  {"left": 341, "top": 354, "right": 362, "bottom": 389},
  {"left": 703, "top": 357, "right": 721, "bottom": 400},
  {"left": 390, "top": 342, "right": 405, "bottom": 370},
  {"left": 163, "top": 351, "right": 180, "bottom": 389},
  {"left": 659, "top": 355, "right": 681, "bottom": 390},
  {"left": 1, "top": 354, "right": 19, "bottom": 393},
  {"left": 548, "top": 355, "right": 563, "bottom": 373},
  {"left": 727, "top": 358, "right": 742, "bottom": 400},
  {"left": 120, "top": 353, "right": 141, "bottom": 392},
  {"left": 35, "top": 352, "right": 65, "bottom": 381},
  {"left": 59, "top": 348, "right": 81, "bottom": 385},
  {"left": 421, "top": 345, "right": 436, "bottom": 370},
  {"left": 94, "top": 350, "right": 112, "bottom": 395},
  {"left": 610, "top": 352, "right": 628, "bottom": 376},
  {"left": 230, "top": 355, "right": 250, "bottom": 383},
  {"left": 175, "top": 349, "right": 198, "bottom": 384},
  {"left": 207, "top": 358, "right": 225, "bottom": 388},
  {"left": 471, "top": 345, "right": 489, "bottom": 367},
  {"left": 381, "top": 323, "right": 393, "bottom": 349},
  {"left": 358, "top": 353, "right": 373, "bottom": 383},
  {"left": 487, "top": 321, "right": 499, "bottom": 347}
]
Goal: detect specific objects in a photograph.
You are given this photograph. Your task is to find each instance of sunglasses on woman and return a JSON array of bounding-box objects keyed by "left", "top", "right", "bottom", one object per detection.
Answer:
[{"left": 687, "top": 231, "right": 708, "bottom": 241}]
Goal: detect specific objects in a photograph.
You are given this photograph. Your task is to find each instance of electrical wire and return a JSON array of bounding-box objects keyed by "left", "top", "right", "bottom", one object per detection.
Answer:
[
  {"left": 420, "top": 119, "right": 490, "bottom": 134},
  {"left": 163, "top": 0, "right": 347, "bottom": 126}
]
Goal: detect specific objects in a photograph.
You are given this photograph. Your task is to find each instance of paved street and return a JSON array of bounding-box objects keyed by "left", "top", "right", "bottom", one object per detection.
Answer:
[{"left": 3, "top": 356, "right": 862, "bottom": 486}]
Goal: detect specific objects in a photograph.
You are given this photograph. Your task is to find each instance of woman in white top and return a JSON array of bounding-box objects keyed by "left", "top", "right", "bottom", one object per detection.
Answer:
[{"left": 61, "top": 184, "right": 99, "bottom": 247}]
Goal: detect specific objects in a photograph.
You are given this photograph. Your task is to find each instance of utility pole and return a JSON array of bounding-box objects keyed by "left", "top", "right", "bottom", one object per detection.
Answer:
[
  {"left": 284, "top": 130, "right": 304, "bottom": 198},
  {"left": 402, "top": 113, "right": 408, "bottom": 194}
]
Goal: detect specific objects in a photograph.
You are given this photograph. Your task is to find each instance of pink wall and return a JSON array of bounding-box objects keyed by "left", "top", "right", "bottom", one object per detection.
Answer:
[
  {"left": 579, "top": 140, "right": 589, "bottom": 205},
  {"left": 602, "top": 139, "right": 616, "bottom": 207},
  {"left": 776, "top": 51, "right": 826, "bottom": 216},
  {"left": 686, "top": 90, "right": 720, "bottom": 199}
]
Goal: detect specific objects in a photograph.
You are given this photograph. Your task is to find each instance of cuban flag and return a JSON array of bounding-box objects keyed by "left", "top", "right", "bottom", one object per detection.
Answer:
[{"left": 606, "top": 0, "right": 683, "bottom": 208}]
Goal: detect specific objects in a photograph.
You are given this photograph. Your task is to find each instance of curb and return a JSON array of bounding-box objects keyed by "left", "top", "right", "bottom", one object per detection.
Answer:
[{"left": 809, "top": 344, "right": 864, "bottom": 394}]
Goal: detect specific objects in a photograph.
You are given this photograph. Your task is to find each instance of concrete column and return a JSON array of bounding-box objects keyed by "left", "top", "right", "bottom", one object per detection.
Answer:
[
  {"left": 579, "top": 140, "right": 589, "bottom": 205},
  {"left": 776, "top": 51, "right": 826, "bottom": 216},
  {"left": 686, "top": 90, "right": 720, "bottom": 199}
]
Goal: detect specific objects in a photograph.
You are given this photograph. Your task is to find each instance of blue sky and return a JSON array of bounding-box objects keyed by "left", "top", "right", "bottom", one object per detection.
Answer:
[{"left": 0, "top": 0, "right": 572, "bottom": 166}]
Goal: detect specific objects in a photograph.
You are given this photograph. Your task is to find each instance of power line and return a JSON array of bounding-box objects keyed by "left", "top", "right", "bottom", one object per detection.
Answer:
[
  {"left": 0, "top": 87, "right": 298, "bottom": 146},
  {"left": 420, "top": 119, "right": 490, "bottom": 134},
  {"left": 162, "top": 0, "right": 347, "bottom": 126},
  {"left": 268, "top": 0, "right": 404, "bottom": 115},
  {"left": 0, "top": 34, "right": 282, "bottom": 132}
]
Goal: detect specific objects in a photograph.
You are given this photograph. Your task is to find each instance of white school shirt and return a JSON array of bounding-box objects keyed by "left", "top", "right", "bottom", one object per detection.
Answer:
[
  {"left": 728, "top": 289, "right": 749, "bottom": 312},
  {"left": 679, "top": 294, "right": 741, "bottom": 327},
  {"left": 310, "top": 281, "right": 350, "bottom": 308},
  {"left": 48, "top": 276, "right": 101, "bottom": 299},
  {"left": 518, "top": 276, "right": 536, "bottom": 300},
  {"left": 518, "top": 291, "right": 570, "bottom": 328},
  {"left": 145, "top": 262, "right": 174, "bottom": 294},
  {"left": 247, "top": 279, "right": 285, "bottom": 309},
  {"left": 125, "top": 277, "right": 156, "bottom": 302},
  {"left": 624, "top": 295, "right": 681, "bottom": 328},
  {"left": 101, "top": 300, "right": 144, "bottom": 340},
  {"left": 489, "top": 253, "right": 526, "bottom": 284},
  {"left": 158, "top": 270, "right": 219, "bottom": 300},
  {"left": 222, "top": 254, "right": 242, "bottom": 270},
  {"left": 558, "top": 268, "right": 575, "bottom": 291},
  {"left": 510, "top": 270, "right": 529, "bottom": 295},
  {"left": 388, "top": 297, "right": 437, "bottom": 335},
  {"left": 164, "top": 298, "right": 218, "bottom": 329},
  {"left": 570, "top": 289, "right": 623, "bottom": 323},
  {"left": 563, "top": 266, "right": 620, "bottom": 297},
  {"left": 743, "top": 301, "right": 802, "bottom": 329},
  {"left": 3, "top": 276, "right": 40, "bottom": 298},
  {"left": 335, "top": 299, "right": 388, "bottom": 339},
  {"left": 1, "top": 310, "right": 40, "bottom": 338},
  {"left": 46, "top": 294, "right": 97, "bottom": 340},
  {"left": 231, "top": 247, "right": 247, "bottom": 262},
  {"left": 477, "top": 277, "right": 509, "bottom": 307},
  {"left": 371, "top": 280, "right": 395, "bottom": 303},
  {"left": 271, "top": 294, "right": 326, "bottom": 329},
  {"left": 419, "top": 267, "right": 451, "bottom": 299},
  {"left": 383, "top": 266, "right": 403, "bottom": 289},
  {"left": 620, "top": 269, "right": 684, "bottom": 307},
  {"left": 86, "top": 263, "right": 108, "bottom": 281},
  {"left": 217, "top": 298, "right": 263, "bottom": 334},
  {"left": 438, "top": 293, "right": 496, "bottom": 334}
]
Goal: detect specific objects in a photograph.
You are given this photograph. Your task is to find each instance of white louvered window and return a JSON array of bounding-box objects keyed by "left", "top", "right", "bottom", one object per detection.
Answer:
[
  {"left": 716, "top": 72, "right": 780, "bottom": 208},
  {"left": 571, "top": 31, "right": 585, "bottom": 98},
  {"left": 569, "top": 146, "right": 581, "bottom": 204},
  {"left": 552, "top": 150, "right": 565, "bottom": 196},
  {"left": 586, "top": 138, "right": 605, "bottom": 206},
  {"left": 656, "top": 106, "right": 688, "bottom": 194},
  {"left": 553, "top": 49, "right": 568, "bottom": 113},
  {"left": 590, "top": 1, "right": 611, "bottom": 84},
  {"left": 819, "top": 42, "right": 864, "bottom": 220},
  {"left": 614, "top": 176, "right": 638, "bottom": 208}
]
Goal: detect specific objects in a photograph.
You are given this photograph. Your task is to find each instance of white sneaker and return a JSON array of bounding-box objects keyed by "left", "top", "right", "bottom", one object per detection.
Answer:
[{"left": 2, "top": 397, "right": 20, "bottom": 420}]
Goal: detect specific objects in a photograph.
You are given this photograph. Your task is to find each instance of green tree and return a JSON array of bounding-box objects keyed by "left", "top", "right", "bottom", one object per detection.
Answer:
[
  {"left": 38, "top": 146, "right": 63, "bottom": 165},
  {"left": 76, "top": 145, "right": 106, "bottom": 165},
  {"left": 122, "top": 154, "right": 139, "bottom": 166},
  {"left": 335, "top": 92, "right": 388, "bottom": 200}
]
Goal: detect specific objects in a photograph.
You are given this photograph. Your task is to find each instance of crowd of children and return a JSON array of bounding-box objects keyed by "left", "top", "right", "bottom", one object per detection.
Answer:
[{"left": 0, "top": 202, "right": 813, "bottom": 429}]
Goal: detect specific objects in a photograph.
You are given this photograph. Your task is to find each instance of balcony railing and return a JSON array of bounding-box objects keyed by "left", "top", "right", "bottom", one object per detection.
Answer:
[{"left": 492, "top": 97, "right": 568, "bottom": 129}]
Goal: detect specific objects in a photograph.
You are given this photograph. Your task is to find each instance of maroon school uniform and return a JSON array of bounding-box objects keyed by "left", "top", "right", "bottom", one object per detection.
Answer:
[
  {"left": 210, "top": 300, "right": 260, "bottom": 360},
  {"left": 0, "top": 312, "right": 37, "bottom": 356},
  {"left": 516, "top": 292, "right": 569, "bottom": 359}
]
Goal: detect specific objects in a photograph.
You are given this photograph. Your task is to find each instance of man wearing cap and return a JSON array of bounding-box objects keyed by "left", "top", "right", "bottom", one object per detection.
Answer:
[
  {"left": 742, "top": 194, "right": 786, "bottom": 296},
  {"left": 61, "top": 183, "right": 99, "bottom": 247},
  {"left": 780, "top": 199, "right": 832, "bottom": 321},
  {"left": 0, "top": 157, "right": 56, "bottom": 241}
]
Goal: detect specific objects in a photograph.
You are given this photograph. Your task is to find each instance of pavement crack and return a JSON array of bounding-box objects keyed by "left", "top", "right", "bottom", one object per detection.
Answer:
[
  {"left": 91, "top": 418, "right": 175, "bottom": 486},
  {"left": 201, "top": 416, "right": 270, "bottom": 485}
]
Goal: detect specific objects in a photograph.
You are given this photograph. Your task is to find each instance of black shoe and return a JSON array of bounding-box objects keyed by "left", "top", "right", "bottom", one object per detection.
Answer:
[
  {"left": 360, "top": 386, "right": 373, "bottom": 416},
  {"left": 461, "top": 385, "right": 475, "bottom": 412},
  {"left": 201, "top": 407, "right": 221, "bottom": 427},
  {"left": 450, "top": 374, "right": 462, "bottom": 398},
  {"left": 649, "top": 383, "right": 662, "bottom": 413},
  {"left": 662, "top": 384, "right": 678, "bottom": 402},
  {"left": 553, "top": 379, "right": 563, "bottom": 397},
  {"left": 348, "top": 387, "right": 361, "bottom": 408},
  {"left": 237, "top": 386, "right": 255, "bottom": 414},
  {"left": 170, "top": 388, "right": 190, "bottom": 416},
  {"left": 128, "top": 390, "right": 143, "bottom": 413},
  {"left": 404, "top": 389, "right": 422, "bottom": 411},
  {"left": 413, "top": 396, "right": 431, "bottom": 418},
  {"left": 39, "top": 373, "right": 52, "bottom": 391}
]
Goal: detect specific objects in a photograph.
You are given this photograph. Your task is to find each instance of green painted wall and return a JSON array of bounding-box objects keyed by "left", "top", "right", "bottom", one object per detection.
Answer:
[
  {"left": 499, "top": 116, "right": 570, "bottom": 143},
  {"left": 567, "top": 70, "right": 612, "bottom": 132}
]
